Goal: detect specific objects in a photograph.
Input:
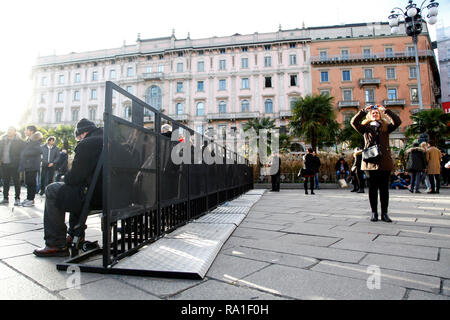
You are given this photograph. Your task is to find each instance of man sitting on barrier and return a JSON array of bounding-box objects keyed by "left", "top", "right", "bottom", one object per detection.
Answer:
[{"left": 34, "top": 119, "right": 103, "bottom": 257}]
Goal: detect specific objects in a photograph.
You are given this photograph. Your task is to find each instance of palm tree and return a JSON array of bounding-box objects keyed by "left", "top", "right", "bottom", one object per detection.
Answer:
[
  {"left": 289, "top": 94, "right": 340, "bottom": 151},
  {"left": 405, "top": 109, "right": 449, "bottom": 147},
  {"left": 243, "top": 117, "right": 276, "bottom": 134}
]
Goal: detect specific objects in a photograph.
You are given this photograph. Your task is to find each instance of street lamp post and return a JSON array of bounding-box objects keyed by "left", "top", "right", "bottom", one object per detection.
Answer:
[{"left": 388, "top": 0, "right": 439, "bottom": 110}]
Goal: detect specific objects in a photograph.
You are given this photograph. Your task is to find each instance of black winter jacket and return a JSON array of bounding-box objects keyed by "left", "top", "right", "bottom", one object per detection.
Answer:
[
  {"left": 19, "top": 132, "right": 43, "bottom": 172},
  {"left": 406, "top": 147, "right": 427, "bottom": 172},
  {"left": 63, "top": 128, "right": 103, "bottom": 209},
  {"left": 0, "top": 133, "right": 25, "bottom": 166},
  {"left": 41, "top": 144, "right": 60, "bottom": 167}
]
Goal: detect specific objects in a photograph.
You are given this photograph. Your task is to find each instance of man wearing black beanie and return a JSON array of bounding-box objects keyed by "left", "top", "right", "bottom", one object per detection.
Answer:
[{"left": 34, "top": 119, "right": 103, "bottom": 257}]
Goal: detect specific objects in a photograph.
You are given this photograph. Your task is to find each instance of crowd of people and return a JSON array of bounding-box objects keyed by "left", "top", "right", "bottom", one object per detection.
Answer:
[{"left": 0, "top": 126, "right": 69, "bottom": 207}]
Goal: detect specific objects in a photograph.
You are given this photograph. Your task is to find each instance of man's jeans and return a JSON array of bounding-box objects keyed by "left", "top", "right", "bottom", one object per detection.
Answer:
[
  {"left": 409, "top": 171, "right": 422, "bottom": 192},
  {"left": 44, "top": 182, "right": 80, "bottom": 248},
  {"left": 315, "top": 172, "right": 319, "bottom": 189},
  {"left": 336, "top": 170, "right": 349, "bottom": 181}
]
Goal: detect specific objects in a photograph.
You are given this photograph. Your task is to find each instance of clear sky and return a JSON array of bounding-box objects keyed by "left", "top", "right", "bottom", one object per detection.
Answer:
[{"left": 0, "top": 0, "right": 448, "bottom": 131}]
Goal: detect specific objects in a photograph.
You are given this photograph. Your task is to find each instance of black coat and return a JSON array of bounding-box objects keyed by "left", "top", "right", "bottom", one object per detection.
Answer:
[
  {"left": 41, "top": 144, "right": 60, "bottom": 167},
  {"left": 19, "top": 132, "right": 43, "bottom": 172},
  {"left": 406, "top": 147, "right": 427, "bottom": 172},
  {"left": 55, "top": 151, "right": 68, "bottom": 174},
  {"left": 312, "top": 155, "right": 321, "bottom": 173},
  {"left": 303, "top": 153, "right": 316, "bottom": 176},
  {"left": 62, "top": 128, "right": 103, "bottom": 209},
  {"left": 335, "top": 160, "right": 349, "bottom": 172},
  {"left": 0, "top": 134, "right": 25, "bottom": 166}
]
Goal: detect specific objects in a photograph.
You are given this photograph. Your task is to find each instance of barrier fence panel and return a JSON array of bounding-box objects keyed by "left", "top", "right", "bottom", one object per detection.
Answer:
[{"left": 99, "top": 81, "right": 253, "bottom": 269}]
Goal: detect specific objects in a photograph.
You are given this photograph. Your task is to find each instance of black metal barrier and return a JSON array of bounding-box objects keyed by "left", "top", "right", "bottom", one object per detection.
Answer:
[{"left": 57, "top": 81, "right": 253, "bottom": 275}]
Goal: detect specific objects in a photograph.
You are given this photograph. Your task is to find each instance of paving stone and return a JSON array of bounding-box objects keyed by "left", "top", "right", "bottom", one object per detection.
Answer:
[
  {"left": 59, "top": 278, "right": 159, "bottom": 300},
  {"left": 0, "top": 275, "right": 58, "bottom": 300},
  {"left": 407, "top": 290, "right": 450, "bottom": 300},
  {"left": 360, "top": 253, "right": 450, "bottom": 278},
  {"left": 171, "top": 279, "right": 284, "bottom": 300},
  {"left": 240, "top": 264, "right": 406, "bottom": 300},
  {"left": 279, "top": 223, "right": 377, "bottom": 242},
  {"left": 276, "top": 234, "right": 340, "bottom": 247},
  {"left": 310, "top": 260, "right": 441, "bottom": 294},
  {"left": 239, "top": 221, "right": 288, "bottom": 232},
  {"left": 206, "top": 253, "right": 270, "bottom": 282},
  {"left": 231, "top": 227, "right": 287, "bottom": 241},
  {"left": 303, "top": 218, "right": 357, "bottom": 227},
  {"left": 0, "top": 243, "right": 37, "bottom": 259},
  {"left": 398, "top": 231, "right": 450, "bottom": 240},
  {"left": 0, "top": 222, "right": 43, "bottom": 234},
  {"left": 0, "top": 238, "right": 26, "bottom": 248},
  {"left": 374, "top": 235, "right": 450, "bottom": 249},
  {"left": 330, "top": 239, "right": 439, "bottom": 260},
  {"left": 223, "top": 246, "right": 319, "bottom": 269},
  {"left": 4, "top": 254, "right": 105, "bottom": 291},
  {"left": 0, "top": 262, "right": 19, "bottom": 280},
  {"left": 443, "top": 280, "right": 450, "bottom": 296}
]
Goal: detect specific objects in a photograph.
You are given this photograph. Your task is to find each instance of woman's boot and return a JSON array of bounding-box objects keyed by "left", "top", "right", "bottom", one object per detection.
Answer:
[{"left": 370, "top": 212, "right": 378, "bottom": 222}]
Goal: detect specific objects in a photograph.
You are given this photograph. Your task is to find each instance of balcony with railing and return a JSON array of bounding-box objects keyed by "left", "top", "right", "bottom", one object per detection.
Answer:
[
  {"left": 207, "top": 113, "right": 235, "bottom": 121},
  {"left": 170, "top": 114, "right": 189, "bottom": 121},
  {"left": 280, "top": 110, "right": 293, "bottom": 118},
  {"left": 383, "top": 99, "right": 406, "bottom": 108},
  {"left": 141, "top": 72, "right": 164, "bottom": 80},
  {"left": 311, "top": 50, "right": 434, "bottom": 65},
  {"left": 234, "top": 112, "right": 260, "bottom": 119},
  {"left": 338, "top": 101, "right": 360, "bottom": 109},
  {"left": 359, "top": 78, "right": 381, "bottom": 87}
]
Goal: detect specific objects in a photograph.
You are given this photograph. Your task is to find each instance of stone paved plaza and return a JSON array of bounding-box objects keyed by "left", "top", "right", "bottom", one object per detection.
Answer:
[{"left": 0, "top": 187, "right": 449, "bottom": 300}]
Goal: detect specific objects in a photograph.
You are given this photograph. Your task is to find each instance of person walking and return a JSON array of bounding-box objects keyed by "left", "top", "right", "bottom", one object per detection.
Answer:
[
  {"left": 350, "top": 147, "right": 365, "bottom": 193},
  {"left": 18, "top": 125, "right": 43, "bottom": 207},
  {"left": 270, "top": 153, "right": 281, "bottom": 192},
  {"left": 0, "top": 127, "right": 25, "bottom": 206},
  {"left": 39, "top": 136, "right": 60, "bottom": 195},
  {"left": 351, "top": 104, "right": 401, "bottom": 223},
  {"left": 441, "top": 150, "right": 450, "bottom": 186},
  {"left": 302, "top": 148, "right": 317, "bottom": 195},
  {"left": 426, "top": 141, "right": 442, "bottom": 194},
  {"left": 312, "top": 151, "right": 321, "bottom": 190},
  {"left": 405, "top": 142, "right": 427, "bottom": 194}
]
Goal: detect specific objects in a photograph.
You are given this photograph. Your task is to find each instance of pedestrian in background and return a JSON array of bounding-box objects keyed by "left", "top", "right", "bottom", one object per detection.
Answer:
[
  {"left": 405, "top": 142, "right": 427, "bottom": 194},
  {"left": 350, "top": 147, "right": 365, "bottom": 193},
  {"left": 40, "top": 136, "right": 60, "bottom": 195},
  {"left": 335, "top": 157, "right": 349, "bottom": 182},
  {"left": 420, "top": 142, "right": 431, "bottom": 192},
  {"left": 426, "top": 141, "right": 442, "bottom": 194},
  {"left": 302, "top": 148, "right": 317, "bottom": 195},
  {"left": 55, "top": 142, "right": 69, "bottom": 182},
  {"left": 441, "top": 150, "right": 450, "bottom": 186},
  {"left": 270, "top": 152, "right": 281, "bottom": 192},
  {"left": 312, "top": 151, "right": 321, "bottom": 190},
  {"left": 0, "top": 127, "right": 25, "bottom": 205},
  {"left": 18, "top": 125, "right": 43, "bottom": 207},
  {"left": 351, "top": 104, "right": 401, "bottom": 223}
]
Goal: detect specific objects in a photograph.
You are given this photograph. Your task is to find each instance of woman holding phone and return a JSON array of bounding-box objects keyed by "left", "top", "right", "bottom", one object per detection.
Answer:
[{"left": 351, "top": 105, "right": 401, "bottom": 222}]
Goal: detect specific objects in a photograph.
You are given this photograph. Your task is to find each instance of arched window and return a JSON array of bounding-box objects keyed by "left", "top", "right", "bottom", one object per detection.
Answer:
[
  {"left": 241, "top": 100, "right": 250, "bottom": 112},
  {"left": 219, "top": 101, "right": 226, "bottom": 113},
  {"left": 145, "top": 85, "right": 162, "bottom": 110},
  {"left": 124, "top": 105, "right": 131, "bottom": 120},
  {"left": 197, "top": 102, "right": 205, "bottom": 116},
  {"left": 265, "top": 99, "right": 273, "bottom": 113},
  {"left": 290, "top": 99, "right": 298, "bottom": 110},
  {"left": 176, "top": 103, "right": 183, "bottom": 115}
]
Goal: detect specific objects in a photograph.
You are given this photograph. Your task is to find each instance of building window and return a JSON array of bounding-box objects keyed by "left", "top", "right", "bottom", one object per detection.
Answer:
[
  {"left": 126, "top": 86, "right": 133, "bottom": 94},
  {"left": 57, "top": 92, "right": 64, "bottom": 102},
  {"left": 342, "top": 70, "right": 351, "bottom": 81},
  {"left": 219, "top": 48, "right": 226, "bottom": 54},
  {"left": 388, "top": 88, "right": 397, "bottom": 100},
  {"left": 265, "top": 99, "right": 273, "bottom": 113},
  {"left": 177, "top": 63, "right": 183, "bottom": 73},
  {"left": 218, "top": 101, "right": 227, "bottom": 113},
  {"left": 41, "top": 77, "right": 47, "bottom": 86},
  {"left": 195, "top": 125, "right": 204, "bottom": 135},
  {"left": 219, "top": 59, "right": 226, "bottom": 70},
  {"left": 178, "top": 52, "right": 183, "bottom": 57},
  {"left": 290, "top": 74, "right": 298, "bottom": 86},
  {"left": 290, "top": 99, "right": 297, "bottom": 110},
  {"left": 264, "top": 77, "right": 272, "bottom": 88},
  {"left": 90, "top": 89, "right": 97, "bottom": 100},
  {"left": 264, "top": 56, "right": 272, "bottom": 67},
  {"left": 58, "top": 74, "right": 65, "bottom": 84},
  {"left": 197, "top": 81, "right": 204, "bottom": 92},
  {"left": 242, "top": 47, "right": 248, "bottom": 52},
  {"left": 320, "top": 89, "right": 330, "bottom": 96},
  {"left": 264, "top": 45, "right": 271, "bottom": 51},
  {"left": 218, "top": 124, "right": 227, "bottom": 138},
  {"left": 55, "top": 109, "right": 63, "bottom": 123},
  {"left": 364, "top": 69, "right": 373, "bottom": 79},
  {"left": 407, "top": 46, "right": 415, "bottom": 57},
  {"left": 409, "top": 66, "right": 417, "bottom": 79},
  {"left": 73, "top": 91, "right": 80, "bottom": 101},
  {"left": 242, "top": 78, "right": 249, "bottom": 89},
  {"left": 92, "top": 71, "right": 98, "bottom": 81},
  {"left": 320, "top": 71, "right": 329, "bottom": 82},
  {"left": 176, "top": 82, "right": 183, "bottom": 93},
  {"left": 385, "top": 47, "right": 394, "bottom": 58},
  {"left": 197, "top": 102, "right": 205, "bottom": 116},
  {"left": 40, "top": 94, "right": 45, "bottom": 103},
  {"left": 363, "top": 48, "right": 371, "bottom": 59},
  {"left": 341, "top": 49, "right": 349, "bottom": 60},
  {"left": 127, "top": 67, "right": 134, "bottom": 77},
  {"left": 38, "top": 110, "right": 45, "bottom": 123},
  {"left": 197, "top": 61, "right": 205, "bottom": 72},
  {"left": 219, "top": 79, "right": 226, "bottom": 91},
  {"left": 319, "top": 50, "right": 328, "bottom": 61},
  {"left": 289, "top": 54, "right": 297, "bottom": 65},
  {"left": 124, "top": 106, "right": 131, "bottom": 120},
  {"left": 365, "top": 88, "right": 375, "bottom": 104},
  {"left": 72, "top": 109, "right": 79, "bottom": 122},
  {"left": 89, "top": 107, "right": 96, "bottom": 121},
  {"left": 410, "top": 87, "right": 419, "bottom": 103},
  {"left": 241, "top": 100, "right": 250, "bottom": 112},
  {"left": 110, "top": 69, "right": 116, "bottom": 79},
  {"left": 75, "top": 73, "right": 81, "bottom": 83},
  {"left": 145, "top": 85, "right": 162, "bottom": 110},
  {"left": 290, "top": 43, "right": 296, "bottom": 49},
  {"left": 176, "top": 103, "right": 183, "bottom": 115},
  {"left": 145, "top": 66, "right": 152, "bottom": 73},
  {"left": 241, "top": 58, "right": 249, "bottom": 69},
  {"left": 386, "top": 67, "right": 396, "bottom": 80},
  {"left": 158, "top": 64, "right": 164, "bottom": 72},
  {"left": 343, "top": 89, "right": 352, "bottom": 101}
]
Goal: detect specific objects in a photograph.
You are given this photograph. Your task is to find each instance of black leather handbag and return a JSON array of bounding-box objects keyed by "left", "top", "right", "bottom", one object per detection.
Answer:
[{"left": 362, "top": 145, "right": 381, "bottom": 164}]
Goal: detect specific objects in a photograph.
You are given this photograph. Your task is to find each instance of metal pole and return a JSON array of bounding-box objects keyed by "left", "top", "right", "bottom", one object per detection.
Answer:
[{"left": 413, "top": 34, "right": 424, "bottom": 110}]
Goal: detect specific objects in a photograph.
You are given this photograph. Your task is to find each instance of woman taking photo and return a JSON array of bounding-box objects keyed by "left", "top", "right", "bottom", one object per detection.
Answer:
[{"left": 351, "top": 105, "right": 401, "bottom": 222}]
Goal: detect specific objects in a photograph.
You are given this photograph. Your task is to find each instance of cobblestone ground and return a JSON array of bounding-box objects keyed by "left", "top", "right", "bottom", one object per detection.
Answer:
[{"left": 0, "top": 187, "right": 449, "bottom": 300}]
